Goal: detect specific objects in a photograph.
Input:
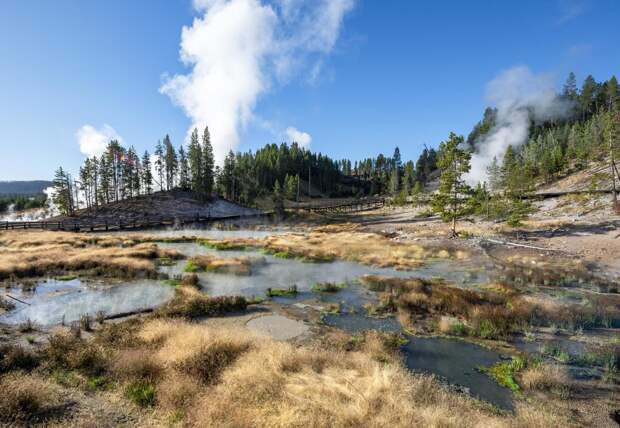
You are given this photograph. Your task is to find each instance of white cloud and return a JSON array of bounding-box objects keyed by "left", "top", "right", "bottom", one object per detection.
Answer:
[
  {"left": 76, "top": 124, "right": 123, "bottom": 158},
  {"left": 161, "top": 0, "right": 354, "bottom": 163},
  {"left": 285, "top": 126, "right": 312, "bottom": 147}
]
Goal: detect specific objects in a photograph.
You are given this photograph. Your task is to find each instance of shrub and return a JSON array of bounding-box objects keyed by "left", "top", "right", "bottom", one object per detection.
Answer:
[
  {"left": 0, "top": 374, "right": 61, "bottom": 423},
  {"left": 18, "top": 319, "right": 36, "bottom": 333},
  {"left": 181, "top": 273, "right": 199, "bottom": 288},
  {"left": 311, "top": 282, "right": 345, "bottom": 293},
  {"left": 176, "top": 340, "right": 250, "bottom": 385},
  {"left": 0, "top": 344, "right": 39, "bottom": 373}
]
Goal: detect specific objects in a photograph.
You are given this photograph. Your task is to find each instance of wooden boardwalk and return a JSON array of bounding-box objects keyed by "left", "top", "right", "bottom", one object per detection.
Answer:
[
  {"left": 1, "top": 212, "right": 269, "bottom": 233},
  {"left": 289, "top": 197, "right": 385, "bottom": 214}
]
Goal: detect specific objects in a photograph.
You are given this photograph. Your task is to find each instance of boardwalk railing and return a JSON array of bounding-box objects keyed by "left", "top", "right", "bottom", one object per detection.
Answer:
[
  {"left": 2, "top": 212, "right": 268, "bottom": 233},
  {"left": 288, "top": 197, "right": 385, "bottom": 214}
]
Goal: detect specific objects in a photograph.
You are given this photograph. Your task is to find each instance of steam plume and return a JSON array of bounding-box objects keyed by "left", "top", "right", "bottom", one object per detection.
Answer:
[
  {"left": 465, "top": 66, "right": 574, "bottom": 185},
  {"left": 160, "top": 0, "right": 354, "bottom": 163}
]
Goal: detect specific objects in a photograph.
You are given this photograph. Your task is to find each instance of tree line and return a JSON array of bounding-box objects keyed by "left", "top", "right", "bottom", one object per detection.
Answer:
[{"left": 52, "top": 131, "right": 441, "bottom": 216}]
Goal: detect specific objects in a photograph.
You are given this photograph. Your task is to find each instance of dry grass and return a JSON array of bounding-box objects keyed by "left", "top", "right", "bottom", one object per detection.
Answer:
[
  {"left": 0, "top": 373, "right": 64, "bottom": 423},
  {"left": 520, "top": 363, "right": 571, "bottom": 397},
  {"left": 192, "top": 227, "right": 470, "bottom": 270},
  {"left": 157, "top": 285, "right": 248, "bottom": 319},
  {"left": 186, "top": 254, "right": 264, "bottom": 275},
  {"left": 0, "top": 230, "right": 182, "bottom": 280},
  {"left": 360, "top": 275, "right": 617, "bottom": 339}
]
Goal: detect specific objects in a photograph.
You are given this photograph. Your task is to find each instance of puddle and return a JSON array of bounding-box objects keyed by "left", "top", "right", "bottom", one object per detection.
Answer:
[
  {"left": 1, "top": 278, "right": 174, "bottom": 326},
  {"left": 158, "top": 242, "right": 491, "bottom": 296},
  {"left": 246, "top": 315, "right": 309, "bottom": 340},
  {"left": 403, "top": 337, "right": 514, "bottom": 410}
]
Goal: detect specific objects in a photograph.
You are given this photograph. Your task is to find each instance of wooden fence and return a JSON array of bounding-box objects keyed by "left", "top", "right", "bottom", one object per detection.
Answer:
[
  {"left": 289, "top": 197, "right": 385, "bottom": 214},
  {"left": 1, "top": 212, "right": 269, "bottom": 233}
]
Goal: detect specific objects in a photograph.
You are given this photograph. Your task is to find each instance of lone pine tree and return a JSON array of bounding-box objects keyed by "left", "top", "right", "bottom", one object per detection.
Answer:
[{"left": 432, "top": 132, "right": 472, "bottom": 237}]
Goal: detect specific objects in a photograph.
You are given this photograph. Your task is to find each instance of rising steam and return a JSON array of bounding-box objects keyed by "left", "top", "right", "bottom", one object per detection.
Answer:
[
  {"left": 160, "top": 0, "right": 354, "bottom": 163},
  {"left": 465, "top": 66, "right": 575, "bottom": 185}
]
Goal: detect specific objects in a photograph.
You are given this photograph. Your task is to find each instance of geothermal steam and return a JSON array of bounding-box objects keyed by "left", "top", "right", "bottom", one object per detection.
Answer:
[
  {"left": 160, "top": 0, "right": 354, "bottom": 163},
  {"left": 465, "top": 66, "right": 575, "bottom": 185}
]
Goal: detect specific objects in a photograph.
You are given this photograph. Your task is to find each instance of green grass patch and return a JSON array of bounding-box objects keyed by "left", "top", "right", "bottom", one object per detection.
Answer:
[
  {"left": 52, "top": 369, "right": 82, "bottom": 388},
  {"left": 126, "top": 381, "right": 156, "bottom": 407},
  {"left": 183, "top": 260, "right": 200, "bottom": 273},
  {"left": 311, "top": 282, "right": 345, "bottom": 293},
  {"left": 25, "top": 335, "right": 36, "bottom": 344},
  {"left": 55, "top": 274, "right": 77, "bottom": 281},
  {"left": 481, "top": 356, "right": 526, "bottom": 393},
  {"left": 272, "top": 251, "right": 293, "bottom": 259},
  {"left": 542, "top": 343, "right": 572, "bottom": 363},
  {"left": 162, "top": 279, "right": 181, "bottom": 287},
  {"left": 87, "top": 376, "right": 109, "bottom": 391},
  {"left": 267, "top": 285, "right": 298, "bottom": 297}
]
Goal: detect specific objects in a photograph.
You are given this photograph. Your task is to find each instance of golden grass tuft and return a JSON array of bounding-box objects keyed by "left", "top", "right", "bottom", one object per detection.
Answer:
[
  {"left": 0, "top": 231, "right": 183, "bottom": 280},
  {"left": 0, "top": 373, "right": 64, "bottom": 423},
  {"left": 520, "top": 363, "right": 571, "bottom": 396}
]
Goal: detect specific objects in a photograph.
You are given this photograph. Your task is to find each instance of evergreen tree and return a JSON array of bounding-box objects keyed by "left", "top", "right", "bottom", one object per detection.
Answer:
[
  {"left": 163, "top": 135, "right": 177, "bottom": 191},
  {"left": 52, "top": 167, "right": 74, "bottom": 216},
  {"left": 154, "top": 140, "right": 165, "bottom": 192},
  {"left": 141, "top": 150, "right": 153, "bottom": 194},
  {"left": 431, "top": 132, "right": 471, "bottom": 236},
  {"left": 202, "top": 126, "right": 215, "bottom": 197},
  {"left": 188, "top": 128, "right": 203, "bottom": 194},
  {"left": 178, "top": 145, "right": 189, "bottom": 190},
  {"left": 562, "top": 72, "right": 578, "bottom": 101},
  {"left": 486, "top": 156, "right": 502, "bottom": 194}
]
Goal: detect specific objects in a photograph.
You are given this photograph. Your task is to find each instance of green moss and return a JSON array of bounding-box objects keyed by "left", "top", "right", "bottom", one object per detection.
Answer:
[
  {"left": 184, "top": 261, "right": 200, "bottom": 273},
  {"left": 482, "top": 356, "right": 526, "bottom": 393},
  {"left": 296, "top": 254, "right": 335, "bottom": 263},
  {"left": 311, "top": 282, "right": 345, "bottom": 293},
  {"left": 56, "top": 274, "right": 77, "bottom": 281},
  {"left": 126, "top": 381, "right": 156, "bottom": 407},
  {"left": 267, "top": 285, "right": 298, "bottom": 297}
]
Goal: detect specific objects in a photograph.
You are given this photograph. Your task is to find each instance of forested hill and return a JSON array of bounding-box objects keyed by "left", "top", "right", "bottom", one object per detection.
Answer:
[
  {"left": 467, "top": 73, "right": 619, "bottom": 193},
  {"left": 0, "top": 181, "right": 52, "bottom": 195}
]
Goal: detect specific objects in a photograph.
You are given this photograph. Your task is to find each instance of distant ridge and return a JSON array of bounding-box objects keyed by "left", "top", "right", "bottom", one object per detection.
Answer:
[{"left": 0, "top": 180, "right": 53, "bottom": 195}]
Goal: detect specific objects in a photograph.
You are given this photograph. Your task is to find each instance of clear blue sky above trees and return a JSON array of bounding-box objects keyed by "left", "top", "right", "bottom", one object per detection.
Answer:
[{"left": 1, "top": 0, "right": 619, "bottom": 180}]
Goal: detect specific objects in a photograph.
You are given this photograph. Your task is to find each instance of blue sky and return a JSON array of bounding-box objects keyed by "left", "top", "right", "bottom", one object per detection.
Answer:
[{"left": 1, "top": 0, "right": 619, "bottom": 180}]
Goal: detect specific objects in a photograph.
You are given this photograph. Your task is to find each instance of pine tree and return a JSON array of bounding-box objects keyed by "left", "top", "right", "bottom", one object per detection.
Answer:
[
  {"left": 52, "top": 167, "right": 74, "bottom": 216},
  {"left": 486, "top": 156, "right": 502, "bottom": 194},
  {"left": 431, "top": 132, "right": 471, "bottom": 236},
  {"left": 163, "top": 135, "right": 177, "bottom": 191},
  {"left": 141, "top": 151, "right": 153, "bottom": 194},
  {"left": 178, "top": 145, "right": 189, "bottom": 190},
  {"left": 563, "top": 72, "right": 578, "bottom": 101},
  {"left": 606, "top": 76, "right": 619, "bottom": 111},
  {"left": 202, "top": 126, "right": 215, "bottom": 197},
  {"left": 188, "top": 128, "right": 203, "bottom": 194},
  {"left": 389, "top": 167, "right": 400, "bottom": 195},
  {"left": 154, "top": 140, "right": 165, "bottom": 192}
]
